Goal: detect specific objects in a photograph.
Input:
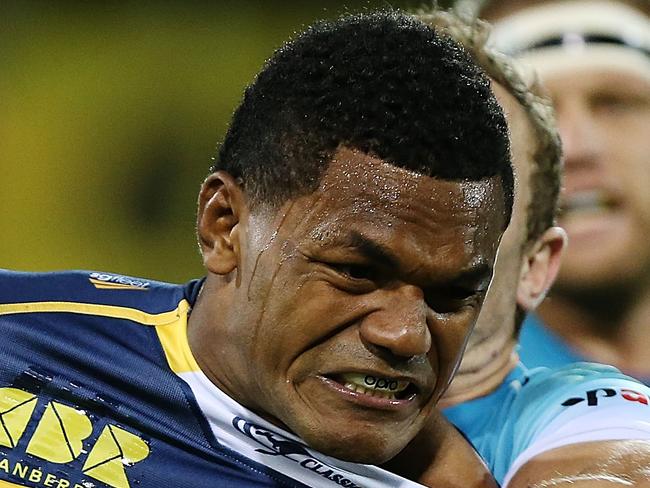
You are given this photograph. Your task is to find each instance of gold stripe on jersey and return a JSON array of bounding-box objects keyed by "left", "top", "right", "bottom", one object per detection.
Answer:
[
  {"left": 0, "top": 301, "right": 184, "bottom": 326},
  {"left": 0, "top": 299, "right": 199, "bottom": 374},
  {"left": 154, "top": 300, "right": 200, "bottom": 374},
  {"left": 0, "top": 481, "right": 29, "bottom": 487}
]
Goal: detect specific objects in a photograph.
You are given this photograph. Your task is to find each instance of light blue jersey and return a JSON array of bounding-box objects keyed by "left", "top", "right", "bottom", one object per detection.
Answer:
[
  {"left": 520, "top": 314, "right": 650, "bottom": 384},
  {"left": 519, "top": 313, "right": 584, "bottom": 368},
  {"left": 445, "top": 362, "right": 650, "bottom": 486}
]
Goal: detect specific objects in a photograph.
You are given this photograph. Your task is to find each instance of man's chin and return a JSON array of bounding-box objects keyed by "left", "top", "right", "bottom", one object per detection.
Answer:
[
  {"left": 281, "top": 381, "right": 426, "bottom": 463},
  {"left": 300, "top": 427, "right": 414, "bottom": 465}
]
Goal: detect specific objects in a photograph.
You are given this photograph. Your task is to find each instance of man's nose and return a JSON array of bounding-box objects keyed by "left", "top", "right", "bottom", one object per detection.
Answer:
[
  {"left": 359, "top": 284, "right": 431, "bottom": 358},
  {"left": 557, "top": 102, "right": 603, "bottom": 172}
]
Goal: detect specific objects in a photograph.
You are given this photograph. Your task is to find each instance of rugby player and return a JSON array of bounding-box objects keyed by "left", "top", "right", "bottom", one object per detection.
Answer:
[
  {"left": 484, "top": 0, "right": 650, "bottom": 381},
  {"left": 399, "top": 8, "right": 650, "bottom": 487},
  {"left": 0, "top": 11, "right": 511, "bottom": 488}
]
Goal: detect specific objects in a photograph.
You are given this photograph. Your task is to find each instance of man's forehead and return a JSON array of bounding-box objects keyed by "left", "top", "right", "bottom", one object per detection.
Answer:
[
  {"left": 297, "top": 147, "right": 507, "bottom": 266},
  {"left": 541, "top": 64, "right": 650, "bottom": 92},
  {"left": 320, "top": 147, "right": 503, "bottom": 213}
]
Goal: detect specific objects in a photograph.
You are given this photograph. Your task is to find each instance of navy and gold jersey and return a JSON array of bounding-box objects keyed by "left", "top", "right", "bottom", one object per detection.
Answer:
[
  {"left": 0, "top": 270, "right": 424, "bottom": 488},
  {"left": 0, "top": 270, "right": 313, "bottom": 488}
]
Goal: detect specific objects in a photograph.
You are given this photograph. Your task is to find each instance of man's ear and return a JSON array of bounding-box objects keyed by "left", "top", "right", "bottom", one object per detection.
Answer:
[
  {"left": 516, "top": 227, "right": 567, "bottom": 311},
  {"left": 197, "top": 171, "right": 247, "bottom": 275}
]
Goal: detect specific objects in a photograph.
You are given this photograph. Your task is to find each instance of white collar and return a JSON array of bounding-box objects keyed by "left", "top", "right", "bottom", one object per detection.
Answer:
[{"left": 179, "top": 369, "right": 425, "bottom": 488}]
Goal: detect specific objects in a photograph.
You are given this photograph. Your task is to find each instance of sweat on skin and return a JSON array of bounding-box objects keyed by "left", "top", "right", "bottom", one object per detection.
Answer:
[{"left": 188, "top": 146, "right": 508, "bottom": 464}]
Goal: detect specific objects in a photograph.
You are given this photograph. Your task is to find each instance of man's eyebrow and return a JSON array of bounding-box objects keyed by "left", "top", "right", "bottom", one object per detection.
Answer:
[
  {"left": 340, "top": 231, "right": 400, "bottom": 268},
  {"left": 451, "top": 262, "right": 493, "bottom": 289},
  {"left": 324, "top": 231, "right": 492, "bottom": 287}
]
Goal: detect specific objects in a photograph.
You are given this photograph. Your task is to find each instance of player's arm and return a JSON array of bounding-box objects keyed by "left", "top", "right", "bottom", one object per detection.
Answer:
[
  {"left": 507, "top": 440, "right": 650, "bottom": 487},
  {"left": 384, "top": 409, "right": 498, "bottom": 488},
  {"left": 499, "top": 367, "right": 650, "bottom": 487}
]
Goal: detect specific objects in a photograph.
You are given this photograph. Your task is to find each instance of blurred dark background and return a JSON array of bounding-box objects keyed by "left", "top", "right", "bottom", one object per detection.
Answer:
[{"left": 1, "top": 1, "right": 455, "bottom": 282}]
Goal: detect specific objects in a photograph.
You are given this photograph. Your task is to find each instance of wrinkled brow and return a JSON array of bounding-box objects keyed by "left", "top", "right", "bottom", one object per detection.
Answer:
[{"left": 312, "top": 229, "right": 400, "bottom": 268}]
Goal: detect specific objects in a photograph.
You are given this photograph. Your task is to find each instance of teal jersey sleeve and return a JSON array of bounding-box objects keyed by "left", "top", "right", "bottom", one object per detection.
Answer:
[
  {"left": 445, "top": 362, "right": 650, "bottom": 485},
  {"left": 519, "top": 314, "right": 650, "bottom": 384},
  {"left": 518, "top": 314, "right": 584, "bottom": 369}
]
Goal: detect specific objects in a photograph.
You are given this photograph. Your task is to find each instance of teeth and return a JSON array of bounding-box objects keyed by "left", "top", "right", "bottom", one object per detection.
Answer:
[
  {"left": 339, "top": 373, "right": 409, "bottom": 398},
  {"left": 343, "top": 382, "right": 396, "bottom": 399},
  {"left": 563, "top": 191, "right": 614, "bottom": 214}
]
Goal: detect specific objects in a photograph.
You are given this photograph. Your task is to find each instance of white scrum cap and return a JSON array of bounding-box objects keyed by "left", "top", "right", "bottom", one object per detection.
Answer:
[{"left": 489, "top": 1, "right": 650, "bottom": 80}]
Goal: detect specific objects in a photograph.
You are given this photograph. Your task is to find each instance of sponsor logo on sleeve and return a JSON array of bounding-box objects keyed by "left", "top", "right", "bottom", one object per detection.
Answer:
[
  {"left": 562, "top": 387, "right": 649, "bottom": 407},
  {"left": 232, "top": 417, "right": 363, "bottom": 488},
  {"left": 88, "top": 273, "right": 150, "bottom": 291}
]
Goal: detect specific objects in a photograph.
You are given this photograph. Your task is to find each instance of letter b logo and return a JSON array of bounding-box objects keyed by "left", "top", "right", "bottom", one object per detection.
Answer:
[{"left": 26, "top": 401, "right": 93, "bottom": 462}]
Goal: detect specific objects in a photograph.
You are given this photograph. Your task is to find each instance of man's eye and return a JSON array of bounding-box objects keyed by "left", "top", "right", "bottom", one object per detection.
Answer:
[
  {"left": 425, "top": 287, "right": 479, "bottom": 314},
  {"left": 330, "top": 263, "right": 375, "bottom": 281},
  {"left": 591, "top": 93, "right": 648, "bottom": 114}
]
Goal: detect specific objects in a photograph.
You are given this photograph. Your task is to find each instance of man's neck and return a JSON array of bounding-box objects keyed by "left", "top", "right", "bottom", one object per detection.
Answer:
[
  {"left": 539, "top": 286, "right": 650, "bottom": 378},
  {"left": 384, "top": 410, "right": 498, "bottom": 487},
  {"left": 440, "top": 337, "right": 519, "bottom": 408}
]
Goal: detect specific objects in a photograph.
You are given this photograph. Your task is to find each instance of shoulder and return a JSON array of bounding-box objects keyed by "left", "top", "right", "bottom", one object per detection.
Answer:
[
  {"left": 444, "top": 362, "right": 635, "bottom": 436},
  {"left": 500, "top": 363, "right": 650, "bottom": 487},
  {"left": 451, "top": 362, "right": 650, "bottom": 484},
  {"left": 0, "top": 269, "right": 203, "bottom": 375},
  {"left": 0, "top": 271, "right": 297, "bottom": 487},
  {"left": 0, "top": 269, "right": 202, "bottom": 314},
  {"left": 505, "top": 362, "right": 650, "bottom": 443},
  {"left": 499, "top": 363, "right": 650, "bottom": 484},
  {"left": 518, "top": 314, "right": 585, "bottom": 368},
  {"left": 514, "top": 362, "right": 648, "bottom": 410}
]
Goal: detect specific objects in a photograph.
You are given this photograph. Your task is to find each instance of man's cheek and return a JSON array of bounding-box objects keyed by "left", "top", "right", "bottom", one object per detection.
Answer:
[{"left": 433, "top": 317, "right": 475, "bottom": 384}]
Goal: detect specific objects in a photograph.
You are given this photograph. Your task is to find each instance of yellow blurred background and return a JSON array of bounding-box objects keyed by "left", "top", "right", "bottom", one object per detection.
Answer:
[{"left": 1, "top": 1, "right": 437, "bottom": 283}]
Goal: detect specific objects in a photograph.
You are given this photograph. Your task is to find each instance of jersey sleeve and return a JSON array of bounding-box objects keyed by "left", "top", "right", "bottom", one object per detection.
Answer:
[{"left": 498, "top": 363, "right": 650, "bottom": 487}]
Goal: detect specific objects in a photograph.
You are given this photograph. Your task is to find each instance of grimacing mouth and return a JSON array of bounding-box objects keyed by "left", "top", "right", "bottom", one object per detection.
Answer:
[
  {"left": 324, "top": 372, "right": 420, "bottom": 401},
  {"left": 560, "top": 189, "right": 621, "bottom": 217}
]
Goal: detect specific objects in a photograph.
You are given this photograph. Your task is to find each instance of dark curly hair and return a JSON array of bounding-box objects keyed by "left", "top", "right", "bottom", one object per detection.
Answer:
[
  {"left": 213, "top": 11, "right": 513, "bottom": 217},
  {"left": 417, "top": 8, "right": 562, "bottom": 246}
]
